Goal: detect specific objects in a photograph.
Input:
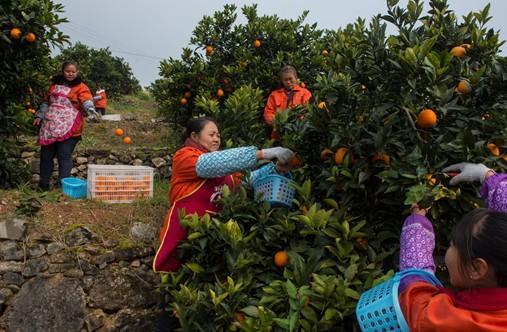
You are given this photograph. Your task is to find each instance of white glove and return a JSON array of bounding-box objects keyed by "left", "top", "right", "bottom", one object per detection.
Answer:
[
  {"left": 442, "top": 162, "right": 493, "bottom": 185},
  {"left": 86, "top": 107, "right": 101, "bottom": 121},
  {"left": 261, "top": 147, "right": 295, "bottom": 164}
]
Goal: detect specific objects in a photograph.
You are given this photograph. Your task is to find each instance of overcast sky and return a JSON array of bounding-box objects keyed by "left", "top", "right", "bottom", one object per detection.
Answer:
[{"left": 54, "top": 0, "right": 507, "bottom": 87}]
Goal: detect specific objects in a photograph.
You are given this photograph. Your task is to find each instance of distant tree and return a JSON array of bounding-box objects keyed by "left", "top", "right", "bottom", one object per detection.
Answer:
[{"left": 55, "top": 42, "right": 140, "bottom": 97}]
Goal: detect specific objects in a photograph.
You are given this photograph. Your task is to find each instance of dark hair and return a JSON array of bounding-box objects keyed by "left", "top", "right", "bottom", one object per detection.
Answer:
[
  {"left": 279, "top": 65, "right": 298, "bottom": 80},
  {"left": 182, "top": 117, "right": 218, "bottom": 142},
  {"left": 450, "top": 208, "right": 507, "bottom": 286},
  {"left": 61, "top": 61, "right": 78, "bottom": 72}
]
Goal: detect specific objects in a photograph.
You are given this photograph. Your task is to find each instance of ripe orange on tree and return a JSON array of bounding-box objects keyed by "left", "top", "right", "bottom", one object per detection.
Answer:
[
  {"left": 114, "top": 128, "right": 124, "bottom": 136},
  {"left": 252, "top": 39, "right": 261, "bottom": 48},
  {"left": 184, "top": 91, "right": 192, "bottom": 98},
  {"left": 180, "top": 97, "right": 188, "bottom": 105},
  {"left": 487, "top": 143, "right": 500, "bottom": 156},
  {"left": 288, "top": 154, "right": 301, "bottom": 168},
  {"left": 456, "top": 80, "right": 471, "bottom": 94},
  {"left": 205, "top": 45, "right": 214, "bottom": 56},
  {"left": 417, "top": 108, "right": 437, "bottom": 129},
  {"left": 320, "top": 148, "right": 334, "bottom": 161},
  {"left": 450, "top": 46, "right": 466, "bottom": 58},
  {"left": 318, "top": 101, "right": 326, "bottom": 110},
  {"left": 27, "top": 108, "right": 36, "bottom": 114},
  {"left": 334, "top": 147, "right": 351, "bottom": 166},
  {"left": 25, "top": 32, "right": 36, "bottom": 42},
  {"left": 273, "top": 250, "right": 289, "bottom": 267},
  {"left": 233, "top": 311, "right": 246, "bottom": 322},
  {"left": 10, "top": 27, "right": 22, "bottom": 39},
  {"left": 321, "top": 49, "right": 329, "bottom": 56},
  {"left": 426, "top": 174, "right": 438, "bottom": 185},
  {"left": 216, "top": 88, "right": 224, "bottom": 98},
  {"left": 123, "top": 136, "right": 132, "bottom": 145},
  {"left": 372, "top": 153, "right": 390, "bottom": 166}
]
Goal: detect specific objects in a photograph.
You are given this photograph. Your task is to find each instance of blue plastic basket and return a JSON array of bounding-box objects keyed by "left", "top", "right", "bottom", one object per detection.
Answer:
[
  {"left": 252, "top": 174, "right": 295, "bottom": 208},
  {"left": 356, "top": 269, "right": 442, "bottom": 332},
  {"left": 61, "top": 177, "right": 87, "bottom": 199}
]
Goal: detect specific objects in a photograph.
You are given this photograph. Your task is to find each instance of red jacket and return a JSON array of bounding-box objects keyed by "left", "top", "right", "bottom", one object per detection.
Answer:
[
  {"left": 94, "top": 89, "right": 107, "bottom": 108},
  {"left": 263, "top": 84, "right": 312, "bottom": 126}
]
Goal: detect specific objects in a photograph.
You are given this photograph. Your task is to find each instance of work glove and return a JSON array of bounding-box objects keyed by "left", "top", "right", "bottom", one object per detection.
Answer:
[
  {"left": 442, "top": 162, "right": 493, "bottom": 185},
  {"left": 261, "top": 147, "right": 294, "bottom": 164},
  {"left": 86, "top": 107, "right": 101, "bottom": 121}
]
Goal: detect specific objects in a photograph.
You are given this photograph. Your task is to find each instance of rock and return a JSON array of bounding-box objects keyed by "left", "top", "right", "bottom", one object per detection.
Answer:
[
  {"left": 46, "top": 242, "right": 65, "bottom": 255},
  {"left": 0, "top": 218, "right": 26, "bottom": 240},
  {"left": 49, "top": 252, "right": 74, "bottom": 264},
  {"left": 0, "top": 261, "right": 24, "bottom": 273},
  {"left": 6, "top": 274, "right": 86, "bottom": 332},
  {"left": 22, "top": 257, "right": 49, "bottom": 277},
  {"left": 27, "top": 231, "right": 54, "bottom": 242},
  {"left": 28, "top": 244, "right": 46, "bottom": 258},
  {"left": 64, "top": 268, "right": 84, "bottom": 278},
  {"left": 112, "top": 308, "right": 156, "bottom": 331},
  {"left": 64, "top": 226, "right": 97, "bottom": 247},
  {"left": 115, "top": 247, "right": 154, "bottom": 262},
  {"left": 31, "top": 158, "right": 40, "bottom": 173},
  {"left": 132, "top": 159, "right": 143, "bottom": 166},
  {"left": 21, "top": 151, "right": 36, "bottom": 158},
  {"left": 130, "top": 260, "right": 141, "bottom": 268},
  {"left": 88, "top": 268, "right": 157, "bottom": 311},
  {"left": 70, "top": 167, "right": 79, "bottom": 175},
  {"left": 75, "top": 157, "right": 88, "bottom": 164},
  {"left": 102, "top": 239, "right": 118, "bottom": 248},
  {"left": 93, "top": 251, "right": 115, "bottom": 268},
  {"left": 31, "top": 174, "right": 40, "bottom": 183},
  {"left": 77, "top": 164, "right": 87, "bottom": 171},
  {"left": 0, "top": 288, "right": 14, "bottom": 304},
  {"left": 3, "top": 272, "right": 24, "bottom": 286},
  {"left": 86, "top": 309, "right": 106, "bottom": 331},
  {"left": 0, "top": 241, "right": 24, "bottom": 261},
  {"left": 130, "top": 222, "right": 156, "bottom": 243},
  {"left": 108, "top": 154, "right": 118, "bottom": 161},
  {"left": 151, "top": 157, "right": 166, "bottom": 168}
]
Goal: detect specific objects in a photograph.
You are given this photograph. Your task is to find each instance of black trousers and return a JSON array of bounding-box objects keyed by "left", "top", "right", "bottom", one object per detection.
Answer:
[{"left": 39, "top": 137, "right": 80, "bottom": 188}]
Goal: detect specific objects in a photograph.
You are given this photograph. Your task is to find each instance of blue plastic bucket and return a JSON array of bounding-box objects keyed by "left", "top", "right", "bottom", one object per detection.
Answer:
[
  {"left": 61, "top": 177, "right": 87, "bottom": 199},
  {"left": 356, "top": 269, "right": 442, "bottom": 331},
  {"left": 252, "top": 174, "right": 295, "bottom": 208}
]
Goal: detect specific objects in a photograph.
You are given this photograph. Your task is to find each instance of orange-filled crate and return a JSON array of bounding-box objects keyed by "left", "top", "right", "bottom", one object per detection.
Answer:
[{"left": 87, "top": 164, "right": 154, "bottom": 203}]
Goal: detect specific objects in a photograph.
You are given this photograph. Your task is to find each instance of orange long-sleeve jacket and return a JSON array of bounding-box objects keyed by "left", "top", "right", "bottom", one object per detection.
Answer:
[
  {"left": 263, "top": 84, "right": 312, "bottom": 126},
  {"left": 94, "top": 89, "right": 107, "bottom": 109}
]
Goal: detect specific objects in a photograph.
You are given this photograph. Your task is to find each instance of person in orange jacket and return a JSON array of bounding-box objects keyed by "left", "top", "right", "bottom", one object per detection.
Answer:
[
  {"left": 34, "top": 61, "right": 99, "bottom": 191},
  {"left": 263, "top": 65, "right": 311, "bottom": 139},
  {"left": 392, "top": 163, "right": 507, "bottom": 331},
  {"left": 93, "top": 88, "right": 107, "bottom": 115}
]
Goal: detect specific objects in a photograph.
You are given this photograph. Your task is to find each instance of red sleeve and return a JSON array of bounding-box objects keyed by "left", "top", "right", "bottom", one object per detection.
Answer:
[
  {"left": 264, "top": 92, "right": 277, "bottom": 126},
  {"left": 171, "top": 147, "right": 201, "bottom": 181}
]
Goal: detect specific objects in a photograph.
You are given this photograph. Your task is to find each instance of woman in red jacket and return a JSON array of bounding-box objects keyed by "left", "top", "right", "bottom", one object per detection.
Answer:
[
  {"left": 263, "top": 65, "right": 312, "bottom": 139},
  {"left": 33, "top": 61, "right": 99, "bottom": 191}
]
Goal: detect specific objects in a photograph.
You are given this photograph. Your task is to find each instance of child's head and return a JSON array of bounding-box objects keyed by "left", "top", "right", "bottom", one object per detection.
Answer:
[
  {"left": 279, "top": 65, "right": 298, "bottom": 91},
  {"left": 446, "top": 208, "right": 507, "bottom": 288},
  {"left": 61, "top": 61, "right": 78, "bottom": 82}
]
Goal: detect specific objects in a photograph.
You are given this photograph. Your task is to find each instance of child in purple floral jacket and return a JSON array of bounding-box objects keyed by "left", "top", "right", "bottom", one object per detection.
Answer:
[{"left": 397, "top": 162, "right": 507, "bottom": 331}]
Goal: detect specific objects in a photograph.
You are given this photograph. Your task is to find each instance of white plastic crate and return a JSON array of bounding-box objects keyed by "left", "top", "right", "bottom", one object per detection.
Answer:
[{"left": 87, "top": 164, "right": 154, "bottom": 203}]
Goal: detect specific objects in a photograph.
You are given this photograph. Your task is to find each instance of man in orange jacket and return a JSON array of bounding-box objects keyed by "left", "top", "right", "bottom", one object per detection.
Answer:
[{"left": 263, "top": 66, "right": 312, "bottom": 139}]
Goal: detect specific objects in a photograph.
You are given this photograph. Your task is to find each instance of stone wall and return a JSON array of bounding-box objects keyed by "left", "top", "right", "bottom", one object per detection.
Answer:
[
  {"left": 21, "top": 147, "right": 173, "bottom": 184},
  {"left": 0, "top": 218, "right": 161, "bottom": 332}
]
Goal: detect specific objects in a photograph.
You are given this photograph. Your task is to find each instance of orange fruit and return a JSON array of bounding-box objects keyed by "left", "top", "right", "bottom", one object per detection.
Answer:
[
  {"left": 216, "top": 88, "right": 224, "bottom": 98},
  {"left": 321, "top": 49, "right": 329, "bottom": 56},
  {"left": 274, "top": 250, "right": 289, "bottom": 267},
  {"left": 426, "top": 174, "right": 438, "bottom": 185},
  {"left": 184, "top": 91, "right": 192, "bottom": 98},
  {"left": 205, "top": 45, "right": 214, "bottom": 56},
  {"left": 25, "top": 32, "right": 36, "bottom": 42},
  {"left": 10, "top": 28, "right": 22, "bottom": 39},
  {"left": 450, "top": 46, "right": 466, "bottom": 58},
  {"left": 114, "top": 128, "right": 124, "bottom": 136},
  {"left": 27, "top": 108, "right": 36, "bottom": 114},
  {"left": 487, "top": 143, "right": 500, "bottom": 156},
  {"left": 288, "top": 155, "right": 301, "bottom": 169},
  {"left": 233, "top": 311, "right": 246, "bottom": 322},
  {"left": 417, "top": 108, "right": 437, "bottom": 129},
  {"left": 372, "top": 153, "right": 390, "bottom": 166},
  {"left": 123, "top": 136, "right": 132, "bottom": 145},
  {"left": 320, "top": 148, "right": 334, "bottom": 161},
  {"left": 456, "top": 80, "right": 471, "bottom": 94},
  {"left": 180, "top": 97, "right": 188, "bottom": 105},
  {"left": 318, "top": 101, "right": 326, "bottom": 110},
  {"left": 252, "top": 39, "right": 261, "bottom": 48},
  {"left": 334, "top": 147, "right": 350, "bottom": 166},
  {"left": 355, "top": 237, "right": 369, "bottom": 250}
]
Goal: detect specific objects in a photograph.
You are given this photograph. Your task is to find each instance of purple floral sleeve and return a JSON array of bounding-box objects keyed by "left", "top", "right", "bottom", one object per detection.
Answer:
[
  {"left": 480, "top": 173, "right": 507, "bottom": 213},
  {"left": 399, "top": 214, "right": 435, "bottom": 273}
]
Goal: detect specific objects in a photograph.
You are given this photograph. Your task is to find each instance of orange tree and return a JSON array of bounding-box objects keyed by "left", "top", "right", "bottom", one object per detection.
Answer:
[
  {"left": 150, "top": 4, "right": 326, "bottom": 146},
  {"left": 0, "top": 0, "right": 67, "bottom": 187},
  {"left": 158, "top": 0, "right": 507, "bottom": 330}
]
